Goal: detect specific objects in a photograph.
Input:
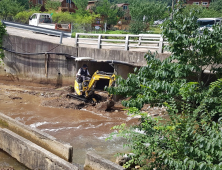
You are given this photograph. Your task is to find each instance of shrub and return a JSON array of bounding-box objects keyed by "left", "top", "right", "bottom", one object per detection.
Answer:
[{"left": 0, "top": 21, "right": 6, "bottom": 60}]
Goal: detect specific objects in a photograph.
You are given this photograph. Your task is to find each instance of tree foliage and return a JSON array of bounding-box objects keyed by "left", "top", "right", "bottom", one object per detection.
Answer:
[
  {"left": 92, "top": 0, "right": 121, "bottom": 26},
  {"left": 72, "top": 11, "right": 100, "bottom": 32},
  {"left": 210, "top": 0, "right": 222, "bottom": 12},
  {"left": 45, "top": 0, "right": 61, "bottom": 11},
  {"left": 19, "top": 0, "right": 30, "bottom": 10},
  {"left": 73, "top": 0, "right": 88, "bottom": 15},
  {"left": 15, "top": 10, "right": 39, "bottom": 24},
  {"left": 163, "top": 5, "right": 222, "bottom": 86},
  {"left": 0, "top": 0, "right": 24, "bottom": 20},
  {"left": 129, "top": 1, "right": 168, "bottom": 34},
  {"left": 107, "top": 4, "right": 222, "bottom": 169},
  {"left": 183, "top": 4, "right": 222, "bottom": 18}
]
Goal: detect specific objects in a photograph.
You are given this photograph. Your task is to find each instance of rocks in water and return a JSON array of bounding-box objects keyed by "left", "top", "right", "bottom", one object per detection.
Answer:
[
  {"left": 8, "top": 96, "right": 22, "bottom": 100},
  {"left": 115, "top": 154, "right": 131, "bottom": 166},
  {"left": 95, "top": 100, "right": 115, "bottom": 111}
]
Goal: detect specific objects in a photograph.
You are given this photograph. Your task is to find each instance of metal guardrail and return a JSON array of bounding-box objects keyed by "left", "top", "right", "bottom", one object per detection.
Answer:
[
  {"left": 2, "top": 21, "right": 168, "bottom": 52},
  {"left": 75, "top": 33, "right": 168, "bottom": 53},
  {"left": 2, "top": 21, "right": 72, "bottom": 44}
]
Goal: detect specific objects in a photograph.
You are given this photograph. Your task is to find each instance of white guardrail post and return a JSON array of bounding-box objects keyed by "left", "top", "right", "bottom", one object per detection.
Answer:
[
  {"left": 97, "top": 34, "right": 102, "bottom": 49},
  {"left": 158, "top": 35, "right": 164, "bottom": 53},
  {"left": 125, "top": 35, "right": 129, "bottom": 51},
  {"left": 59, "top": 32, "right": 63, "bottom": 44},
  {"left": 75, "top": 33, "right": 79, "bottom": 47},
  {"left": 138, "top": 36, "right": 142, "bottom": 46}
]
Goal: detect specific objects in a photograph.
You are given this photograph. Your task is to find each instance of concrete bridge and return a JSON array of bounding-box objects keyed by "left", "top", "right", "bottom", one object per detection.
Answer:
[{"left": 1, "top": 27, "right": 170, "bottom": 85}]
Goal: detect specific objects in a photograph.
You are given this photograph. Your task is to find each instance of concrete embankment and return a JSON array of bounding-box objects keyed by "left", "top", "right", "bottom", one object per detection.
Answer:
[
  {"left": 85, "top": 152, "right": 125, "bottom": 170},
  {"left": 0, "top": 112, "right": 73, "bottom": 162},
  {"left": 0, "top": 128, "right": 78, "bottom": 170}
]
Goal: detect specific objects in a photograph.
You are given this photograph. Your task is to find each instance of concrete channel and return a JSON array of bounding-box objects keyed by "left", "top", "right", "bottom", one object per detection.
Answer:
[
  {"left": 0, "top": 112, "right": 73, "bottom": 162},
  {"left": 0, "top": 128, "right": 78, "bottom": 170}
]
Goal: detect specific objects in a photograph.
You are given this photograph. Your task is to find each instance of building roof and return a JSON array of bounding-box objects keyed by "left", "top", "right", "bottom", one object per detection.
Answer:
[{"left": 116, "top": 3, "right": 129, "bottom": 7}]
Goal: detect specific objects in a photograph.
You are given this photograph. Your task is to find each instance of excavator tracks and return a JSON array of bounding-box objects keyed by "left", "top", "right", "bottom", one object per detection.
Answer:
[
  {"left": 66, "top": 94, "right": 89, "bottom": 102},
  {"left": 66, "top": 93, "right": 102, "bottom": 103}
]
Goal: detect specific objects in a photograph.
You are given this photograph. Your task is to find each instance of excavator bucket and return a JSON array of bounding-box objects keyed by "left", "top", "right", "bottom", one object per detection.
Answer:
[{"left": 96, "top": 99, "right": 115, "bottom": 111}]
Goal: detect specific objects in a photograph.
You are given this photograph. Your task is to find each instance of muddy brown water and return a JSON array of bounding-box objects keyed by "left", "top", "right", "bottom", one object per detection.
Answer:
[{"left": 0, "top": 78, "right": 138, "bottom": 168}]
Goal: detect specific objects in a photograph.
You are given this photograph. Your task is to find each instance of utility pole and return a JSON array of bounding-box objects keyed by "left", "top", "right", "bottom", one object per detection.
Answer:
[{"left": 171, "top": 0, "right": 174, "bottom": 20}]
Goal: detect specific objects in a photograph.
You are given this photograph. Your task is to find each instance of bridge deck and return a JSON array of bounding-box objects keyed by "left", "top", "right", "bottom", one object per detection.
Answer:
[{"left": 6, "top": 27, "right": 168, "bottom": 53}]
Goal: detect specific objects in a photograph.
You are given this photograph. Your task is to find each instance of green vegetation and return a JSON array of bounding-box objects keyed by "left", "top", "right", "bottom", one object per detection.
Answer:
[
  {"left": 0, "top": 0, "right": 24, "bottom": 20},
  {"left": 129, "top": 1, "right": 168, "bottom": 34},
  {"left": 107, "top": 3, "right": 222, "bottom": 169},
  {"left": 14, "top": 10, "right": 39, "bottom": 24},
  {"left": 91, "top": 0, "right": 123, "bottom": 27},
  {"left": 0, "top": 22, "right": 6, "bottom": 60},
  {"left": 73, "top": 0, "right": 89, "bottom": 15},
  {"left": 183, "top": 4, "right": 222, "bottom": 18},
  {"left": 45, "top": 0, "right": 61, "bottom": 11},
  {"left": 210, "top": 0, "right": 222, "bottom": 12}
]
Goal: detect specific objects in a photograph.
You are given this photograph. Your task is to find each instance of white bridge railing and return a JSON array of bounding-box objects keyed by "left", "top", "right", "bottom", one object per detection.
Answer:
[{"left": 75, "top": 33, "right": 168, "bottom": 53}]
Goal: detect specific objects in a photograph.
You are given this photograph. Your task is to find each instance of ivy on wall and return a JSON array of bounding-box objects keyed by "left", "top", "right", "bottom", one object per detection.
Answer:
[{"left": 0, "top": 21, "right": 6, "bottom": 60}]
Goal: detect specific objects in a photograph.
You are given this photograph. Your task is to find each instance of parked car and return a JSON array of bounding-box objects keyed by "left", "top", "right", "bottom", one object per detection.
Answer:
[
  {"left": 29, "top": 13, "right": 71, "bottom": 32},
  {"left": 154, "top": 20, "right": 165, "bottom": 25},
  {"left": 197, "top": 18, "right": 222, "bottom": 32}
]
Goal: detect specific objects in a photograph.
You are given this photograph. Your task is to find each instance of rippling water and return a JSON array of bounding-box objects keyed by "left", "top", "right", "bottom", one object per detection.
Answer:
[{"left": 0, "top": 84, "right": 138, "bottom": 166}]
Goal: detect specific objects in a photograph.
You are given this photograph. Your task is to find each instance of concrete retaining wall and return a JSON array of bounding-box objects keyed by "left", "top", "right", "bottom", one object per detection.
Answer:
[
  {"left": 3, "top": 34, "right": 78, "bottom": 85},
  {"left": 2, "top": 34, "right": 171, "bottom": 85},
  {"left": 0, "top": 112, "right": 73, "bottom": 162},
  {"left": 84, "top": 152, "right": 125, "bottom": 170},
  {"left": 0, "top": 128, "right": 78, "bottom": 170}
]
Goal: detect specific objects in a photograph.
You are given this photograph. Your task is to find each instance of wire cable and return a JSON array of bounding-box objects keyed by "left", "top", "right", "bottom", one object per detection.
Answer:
[{"left": 1, "top": 47, "right": 76, "bottom": 59}]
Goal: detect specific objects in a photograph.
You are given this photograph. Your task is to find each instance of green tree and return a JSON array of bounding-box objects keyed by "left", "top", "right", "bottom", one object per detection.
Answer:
[
  {"left": 45, "top": 0, "right": 61, "bottom": 11},
  {"left": 129, "top": 1, "right": 168, "bottom": 34},
  {"left": 183, "top": 4, "right": 222, "bottom": 18},
  {"left": 210, "top": 0, "right": 222, "bottom": 12},
  {"left": 15, "top": 10, "right": 39, "bottom": 24},
  {"left": 0, "top": 0, "right": 24, "bottom": 20},
  {"left": 92, "top": 0, "right": 121, "bottom": 27},
  {"left": 50, "top": 11, "right": 75, "bottom": 23},
  {"left": 19, "top": 0, "right": 30, "bottom": 10},
  {"left": 72, "top": 0, "right": 89, "bottom": 16},
  {"left": 107, "top": 3, "right": 222, "bottom": 169}
]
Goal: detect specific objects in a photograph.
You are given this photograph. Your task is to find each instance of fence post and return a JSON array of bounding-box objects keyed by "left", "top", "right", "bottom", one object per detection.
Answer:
[
  {"left": 158, "top": 35, "right": 164, "bottom": 53},
  {"left": 75, "top": 33, "right": 79, "bottom": 47},
  {"left": 98, "top": 34, "right": 101, "bottom": 49},
  {"left": 138, "top": 35, "right": 142, "bottom": 46},
  {"left": 59, "top": 32, "right": 63, "bottom": 44},
  {"left": 125, "top": 35, "right": 129, "bottom": 51}
]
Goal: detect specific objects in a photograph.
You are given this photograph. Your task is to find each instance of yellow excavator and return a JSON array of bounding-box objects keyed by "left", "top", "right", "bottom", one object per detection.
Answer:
[{"left": 67, "top": 70, "right": 116, "bottom": 110}]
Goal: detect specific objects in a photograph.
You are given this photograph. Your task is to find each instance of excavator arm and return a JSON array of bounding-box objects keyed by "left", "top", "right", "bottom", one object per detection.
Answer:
[{"left": 84, "top": 71, "right": 115, "bottom": 98}]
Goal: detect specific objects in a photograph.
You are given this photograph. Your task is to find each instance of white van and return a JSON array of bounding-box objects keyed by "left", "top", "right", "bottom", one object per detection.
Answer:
[{"left": 197, "top": 18, "right": 222, "bottom": 32}]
